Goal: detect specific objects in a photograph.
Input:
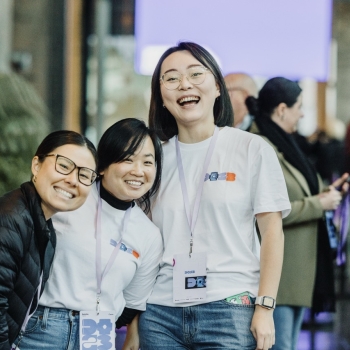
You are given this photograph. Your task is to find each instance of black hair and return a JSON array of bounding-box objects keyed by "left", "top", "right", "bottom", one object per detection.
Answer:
[
  {"left": 97, "top": 118, "right": 162, "bottom": 214},
  {"left": 246, "top": 77, "right": 302, "bottom": 119},
  {"left": 35, "top": 130, "right": 97, "bottom": 168},
  {"left": 149, "top": 42, "right": 234, "bottom": 141}
]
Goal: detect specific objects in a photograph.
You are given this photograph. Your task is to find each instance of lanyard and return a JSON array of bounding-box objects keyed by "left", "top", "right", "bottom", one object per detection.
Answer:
[
  {"left": 175, "top": 126, "right": 219, "bottom": 256},
  {"left": 21, "top": 273, "right": 43, "bottom": 332},
  {"left": 95, "top": 181, "right": 131, "bottom": 313}
]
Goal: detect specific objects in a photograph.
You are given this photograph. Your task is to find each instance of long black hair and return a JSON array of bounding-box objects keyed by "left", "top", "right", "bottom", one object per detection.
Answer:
[
  {"left": 97, "top": 118, "right": 162, "bottom": 214},
  {"left": 149, "top": 42, "right": 233, "bottom": 141}
]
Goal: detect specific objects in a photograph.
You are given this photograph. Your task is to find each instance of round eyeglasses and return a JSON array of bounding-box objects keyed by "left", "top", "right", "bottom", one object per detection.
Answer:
[
  {"left": 44, "top": 154, "right": 98, "bottom": 186},
  {"left": 160, "top": 66, "right": 211, "bottom": 90}
]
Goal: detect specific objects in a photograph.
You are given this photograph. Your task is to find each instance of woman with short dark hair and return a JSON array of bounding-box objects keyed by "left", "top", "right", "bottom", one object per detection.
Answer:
[
  {"left": 139, "top": 42, "right": 291, "bottom": 350},
  {"left": 0, "top": 130, "right": 97, "bottom": 349}
]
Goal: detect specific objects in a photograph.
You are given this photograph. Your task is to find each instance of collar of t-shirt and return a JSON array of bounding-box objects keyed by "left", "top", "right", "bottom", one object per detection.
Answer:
[{"left": 99, "top": 181, "right": 134, "bottom": 211}]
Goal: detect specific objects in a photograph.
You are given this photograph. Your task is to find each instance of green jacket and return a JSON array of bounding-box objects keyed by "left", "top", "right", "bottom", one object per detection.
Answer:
[{"left": 250, "top": 122, "right": 324, "bottom": 307}]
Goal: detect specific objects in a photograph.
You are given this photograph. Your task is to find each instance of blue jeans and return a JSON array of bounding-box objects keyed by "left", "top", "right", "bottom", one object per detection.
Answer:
[
  {"left": 13, "top": 306, "right": 80, "bottom": 350},
  {"left": 139, "top": 301, "right": 256, "bottom": 349},
  {"left": 271, "top": 305, "right": 305, "bottom": 350}
]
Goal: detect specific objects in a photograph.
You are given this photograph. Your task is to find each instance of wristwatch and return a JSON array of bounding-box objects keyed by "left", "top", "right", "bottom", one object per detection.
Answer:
[{"left": 255, "top": 296, "right": 276, "bottom": 310}]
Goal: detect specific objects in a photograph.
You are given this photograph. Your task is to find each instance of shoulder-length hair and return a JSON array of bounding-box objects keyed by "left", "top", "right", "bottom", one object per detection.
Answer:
[{"left": 149, "top": 42, "right": 233, "bottom": 141}]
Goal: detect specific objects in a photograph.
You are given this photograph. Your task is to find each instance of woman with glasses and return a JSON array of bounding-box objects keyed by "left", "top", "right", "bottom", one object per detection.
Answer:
[
  {"left": 137, "top": 42, "right": 291, "bottom": 350},
  {"left": 0, "top": 130, "right": 97, "bottom": 350},
  {"left": 16, "top": 118, "right": 163, "bottom": 350}
]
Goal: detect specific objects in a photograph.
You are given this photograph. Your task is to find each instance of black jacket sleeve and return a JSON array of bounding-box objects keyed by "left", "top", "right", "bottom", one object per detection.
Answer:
[{"left": 115, "top": 307, "right": 140, "bottom": 329}]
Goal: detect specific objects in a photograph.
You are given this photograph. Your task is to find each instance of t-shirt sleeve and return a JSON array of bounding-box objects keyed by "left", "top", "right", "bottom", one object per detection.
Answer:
[
  {"left": 122, "top": 228, "right": 163, "bottom": 311},
  {"left": 250, "top": 144, "right": 291, "bottom": 218}
]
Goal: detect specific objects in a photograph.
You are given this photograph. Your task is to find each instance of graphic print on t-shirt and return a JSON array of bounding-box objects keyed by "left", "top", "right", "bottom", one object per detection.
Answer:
[
  {"left": 110, "top": 240, "right": 140, "bottom": 258},
  {"left": 204, "top": 172, "right": 236, "bottom": 182}
]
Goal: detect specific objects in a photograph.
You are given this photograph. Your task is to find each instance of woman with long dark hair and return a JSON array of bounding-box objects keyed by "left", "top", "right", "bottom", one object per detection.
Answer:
[
  {"left": 246, "top": 77, "right": 349, "bottom": 350},
  {"left": 138, "top": 42, "right": 291, "bottom": 350}
]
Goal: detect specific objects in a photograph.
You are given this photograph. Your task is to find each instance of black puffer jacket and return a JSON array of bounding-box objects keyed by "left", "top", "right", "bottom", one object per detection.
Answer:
[{"left": 0, "top": 182, "right": 56, "bottom": 349}]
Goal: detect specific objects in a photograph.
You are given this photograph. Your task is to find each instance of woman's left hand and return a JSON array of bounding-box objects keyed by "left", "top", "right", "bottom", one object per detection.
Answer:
[{"left": 250, "top": 307, "right": 275, "bottom": 350}]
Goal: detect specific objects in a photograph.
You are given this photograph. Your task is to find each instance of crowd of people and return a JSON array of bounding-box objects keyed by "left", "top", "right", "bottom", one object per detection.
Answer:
[{"left": 0, "top": 42, "right": 349, "bottom": 350}]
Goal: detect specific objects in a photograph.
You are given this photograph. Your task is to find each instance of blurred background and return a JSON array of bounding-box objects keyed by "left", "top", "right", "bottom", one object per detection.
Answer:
[{"left": 1, "top": 1, "right": 350, "bottom": 348}]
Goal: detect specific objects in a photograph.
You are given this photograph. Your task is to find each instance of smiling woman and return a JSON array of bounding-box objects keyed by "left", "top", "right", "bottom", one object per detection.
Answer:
[
  {"left": 15, "top": 118, "right": 163, "bottom": 350},
  {"left": 138, "top": 42, "right": 291, "bottom": 350},
  {"left": 0, "top": 130, "right": 97, "bottom": 349}
]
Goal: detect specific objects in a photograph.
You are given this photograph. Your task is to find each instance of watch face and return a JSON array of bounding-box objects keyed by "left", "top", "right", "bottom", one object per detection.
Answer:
[{"left": 263, "top": 297, "right": 274, "bottom": 308}]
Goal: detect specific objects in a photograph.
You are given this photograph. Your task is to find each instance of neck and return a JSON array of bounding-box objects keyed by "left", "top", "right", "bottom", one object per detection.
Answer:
[
  {"left": 177, "top": 122, "right": 216, "bottom": 143},
  {"left": 100, "top": 180, "right": 133, "bottom": 210}
]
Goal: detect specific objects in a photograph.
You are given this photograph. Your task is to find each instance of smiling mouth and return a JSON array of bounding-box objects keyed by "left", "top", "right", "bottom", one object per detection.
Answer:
[
  {"left": 54, "top": 187, "right": 74, "bottom": 199},
  {"left": 178, "top": 96, "right": 200, "bottom": 106},
  {"left": 126, "top": 180, "right": 143, "bottom": 187}
]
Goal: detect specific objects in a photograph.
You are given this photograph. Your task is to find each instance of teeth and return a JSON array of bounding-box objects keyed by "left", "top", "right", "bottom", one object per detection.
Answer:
[
  {"left": 179, "top": 96, "right": 199, "bottom": 104},
  {"left": 126, "top": 181, "right": 142, "bottom": 186},
  {"left": 55, "top": 187, "right": 73, "bottom": 199}
]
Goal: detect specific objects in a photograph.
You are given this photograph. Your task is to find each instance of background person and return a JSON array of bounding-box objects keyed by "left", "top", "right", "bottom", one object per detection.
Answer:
[
  {"left": 224, "top": 72, "right": 258, "bottom": 130},
  {"left": 246, "top": 76, "right": 349, "bottom": 350},
  {"left": 138, "top": 42, "right": 291, "bottom": 350},
  {"left": 17, "top": 118, "right": 163, "bottom": 350},
  {"left": 0, "top": 130, "right": 97, "bottom": 350}
]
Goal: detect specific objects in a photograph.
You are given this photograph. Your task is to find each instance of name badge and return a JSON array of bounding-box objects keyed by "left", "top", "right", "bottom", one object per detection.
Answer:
[
  {"left": 80, "top": 311, "right": 115, "bottom": 350},
  {"left": 173, "top": 252, "right": 207, "bottom": 303}
]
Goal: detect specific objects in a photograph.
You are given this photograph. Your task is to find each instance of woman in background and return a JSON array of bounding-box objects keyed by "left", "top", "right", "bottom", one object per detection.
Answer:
[
  {"left": 17, "top": 118, "right": 163, "bottom": 350},
  {"left": 246, "top": 77, "right": 349, "bottom": 350},
  {"left": 0, "top": 130, "right": 97, "bottom": 349}
]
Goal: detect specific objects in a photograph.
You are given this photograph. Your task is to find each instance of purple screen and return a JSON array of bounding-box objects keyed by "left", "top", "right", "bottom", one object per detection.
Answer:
[{"left": 134, "top": 0, "right": 332, "bottom": 81}]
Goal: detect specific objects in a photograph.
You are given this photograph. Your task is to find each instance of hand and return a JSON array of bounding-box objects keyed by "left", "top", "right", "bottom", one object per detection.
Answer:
[
  {"left": 331, "top": 173, "right": 350, "bottom": 194},
  {"left": 250, "top": 306, "right": 275, "bottom": 350},
  {"left": 318, "top": 186, "right": 342, "bottom": 210}
]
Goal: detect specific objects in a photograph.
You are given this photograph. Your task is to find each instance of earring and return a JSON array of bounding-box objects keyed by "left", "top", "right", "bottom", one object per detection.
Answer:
[
  {"left": 33, "top": 175, "right": 37, "bottom": 183},
  {"left": 163, "top": 104, "right": 166, "bottom": 108}
]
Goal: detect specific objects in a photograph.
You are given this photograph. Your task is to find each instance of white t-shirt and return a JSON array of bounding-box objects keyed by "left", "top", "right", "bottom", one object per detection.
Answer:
[
  {"left": 39, "top": 184, "right": 163, "bottom": 320},
  {"left": 147, "top": 126, "right": 291, "bottom": 307}
]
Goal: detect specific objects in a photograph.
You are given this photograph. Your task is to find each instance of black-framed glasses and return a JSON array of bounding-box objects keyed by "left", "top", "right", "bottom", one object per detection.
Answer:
[
  {"left": 44, "top": 154, "right": 98, "bottom": 186},
  {"left": 160, "top": 66, "right": 211, "bottom": 90}
]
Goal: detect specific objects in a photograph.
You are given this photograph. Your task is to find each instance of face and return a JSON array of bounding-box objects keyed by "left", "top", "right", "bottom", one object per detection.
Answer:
[
  {"left": 101, "top": 136, "right": 156, "bottom": 202},
  {"left": 227, "top": 88, "right": 249, "bottom": 127},
  {"left": 160, "top": 50, "right": 220, "bottom": 128},
  {"left": 32, "top": 144, "right": 97, "bottom": 219},
  {"left": 282, "top": 94, "right": 304, "bottom": 133}
]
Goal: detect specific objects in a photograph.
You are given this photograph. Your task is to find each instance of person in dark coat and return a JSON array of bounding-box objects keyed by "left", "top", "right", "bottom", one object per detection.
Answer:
[{"left": 0, "top": 130, "right": 98, "bottom": 349}]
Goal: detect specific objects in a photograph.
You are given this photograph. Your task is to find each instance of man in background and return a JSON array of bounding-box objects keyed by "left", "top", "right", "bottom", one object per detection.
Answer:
[{"left": 224, "top": 73, "right": 258, "bottom": 131}]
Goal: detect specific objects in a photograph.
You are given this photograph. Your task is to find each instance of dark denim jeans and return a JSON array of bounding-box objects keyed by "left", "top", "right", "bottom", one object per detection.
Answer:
[{"left": 139, "top": 301, "right": 256, "bottom": 349}]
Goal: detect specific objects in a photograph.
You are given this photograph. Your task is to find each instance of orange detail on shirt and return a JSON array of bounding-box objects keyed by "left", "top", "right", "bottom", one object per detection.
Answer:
[
  {"left": 132, "top": 251, "right": 140, "bottom": 259},
  {"left": 226, "top": 173, "right": 236, "bottom": 181}
]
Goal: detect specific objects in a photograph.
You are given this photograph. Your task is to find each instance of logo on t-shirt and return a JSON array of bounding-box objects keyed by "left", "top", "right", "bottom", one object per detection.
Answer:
[
  {"left": 110, "top": 239, "right": 140, "bottom": 258},
  {"left": 204, "top": 172, "right": 236, "bottom": 182}
]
